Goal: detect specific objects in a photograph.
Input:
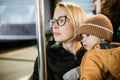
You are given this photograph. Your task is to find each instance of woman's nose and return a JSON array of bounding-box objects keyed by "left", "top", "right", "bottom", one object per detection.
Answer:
[{"left": 52, "top": 23, "right": 59, "bottom": 29}]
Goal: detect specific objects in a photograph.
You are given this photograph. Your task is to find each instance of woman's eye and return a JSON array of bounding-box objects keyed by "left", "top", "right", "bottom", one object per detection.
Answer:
[{"left": 59, "top": 18, "right": 65, "bottom": 23}]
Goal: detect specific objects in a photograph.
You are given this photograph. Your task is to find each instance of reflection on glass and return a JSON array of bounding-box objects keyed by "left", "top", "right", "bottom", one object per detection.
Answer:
[{"left": 0, "top": 0, "right": 36, "bottom": 40}]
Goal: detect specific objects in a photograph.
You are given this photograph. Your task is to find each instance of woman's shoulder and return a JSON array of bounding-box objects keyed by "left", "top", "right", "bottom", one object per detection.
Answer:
[{"left": 46, "top": 42, "right": 64, "bottom": 56}]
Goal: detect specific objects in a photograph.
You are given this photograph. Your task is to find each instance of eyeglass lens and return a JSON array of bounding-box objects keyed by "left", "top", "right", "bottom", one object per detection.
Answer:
[{"left": 49, "top": 16, "right": 67, "bottom": 28}]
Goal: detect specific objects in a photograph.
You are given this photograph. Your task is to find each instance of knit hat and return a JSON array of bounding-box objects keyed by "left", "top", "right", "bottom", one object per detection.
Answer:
[{"left": 78, "top": 14, "right": 113, "bottom": 42}]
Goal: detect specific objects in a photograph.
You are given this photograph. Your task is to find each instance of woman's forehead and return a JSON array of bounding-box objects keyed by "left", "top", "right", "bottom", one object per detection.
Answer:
[{"left": 53, "top": 7, "right": 68, "bottom": 18}]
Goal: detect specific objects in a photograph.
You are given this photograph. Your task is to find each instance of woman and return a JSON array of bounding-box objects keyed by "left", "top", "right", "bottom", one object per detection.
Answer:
[{"left": 33, "top": 2, "right": 86, "bottom": 80}]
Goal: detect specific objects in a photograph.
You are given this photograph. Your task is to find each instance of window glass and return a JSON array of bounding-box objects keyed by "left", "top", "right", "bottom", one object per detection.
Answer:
[
  {"left": 0, "top": 0, "right": 36, "bottom": 24},
  {"left": 0, "top": 0, "right": 36, "bottom": 40},
  {"left": 62, "top": 0, "right": 94, "bottom": 17}
]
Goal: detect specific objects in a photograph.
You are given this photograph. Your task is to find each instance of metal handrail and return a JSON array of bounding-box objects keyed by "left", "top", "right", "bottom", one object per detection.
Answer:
[{"left": 36, "top": 0, "right": 47, "bottom": 80}]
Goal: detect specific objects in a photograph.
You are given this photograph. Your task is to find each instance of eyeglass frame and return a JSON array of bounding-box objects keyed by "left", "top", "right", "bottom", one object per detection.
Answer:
[{"left": 49, "top": 16, "right": 70, "bottom": 28}]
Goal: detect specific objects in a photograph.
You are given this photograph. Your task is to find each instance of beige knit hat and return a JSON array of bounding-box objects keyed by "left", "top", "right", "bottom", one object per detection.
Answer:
[{"left": 78, "top": 14, "right": 113, "bottom": 42}]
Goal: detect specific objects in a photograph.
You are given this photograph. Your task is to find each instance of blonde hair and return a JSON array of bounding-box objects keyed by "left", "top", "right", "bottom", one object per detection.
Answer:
[{"left": 55, "top": 2, "right": 86, "bottom": 40}]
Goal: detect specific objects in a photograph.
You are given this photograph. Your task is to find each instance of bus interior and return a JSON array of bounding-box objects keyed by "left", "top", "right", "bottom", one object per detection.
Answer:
[{"left": 0, "top": 0, "right": 94, "bottom": 80}]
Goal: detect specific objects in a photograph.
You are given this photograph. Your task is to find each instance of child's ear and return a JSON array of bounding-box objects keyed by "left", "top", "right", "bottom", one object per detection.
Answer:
[{"left": 101, "top": 39, "right": 107, "bottom": 43}]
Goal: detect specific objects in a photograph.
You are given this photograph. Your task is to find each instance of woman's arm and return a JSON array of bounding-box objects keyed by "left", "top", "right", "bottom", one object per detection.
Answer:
[{"left": 33, "top": 57, "right": 39, "bottom": 80}]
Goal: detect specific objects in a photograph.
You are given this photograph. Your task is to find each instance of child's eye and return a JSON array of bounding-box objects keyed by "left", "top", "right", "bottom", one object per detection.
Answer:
[{"left": 86, "top": 34, "right": 90, "bottom": 37}]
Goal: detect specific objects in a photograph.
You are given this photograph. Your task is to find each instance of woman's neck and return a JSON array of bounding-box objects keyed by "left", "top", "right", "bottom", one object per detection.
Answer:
[{"left": 62, "top": 41, "right": 82, "bottom": 55}]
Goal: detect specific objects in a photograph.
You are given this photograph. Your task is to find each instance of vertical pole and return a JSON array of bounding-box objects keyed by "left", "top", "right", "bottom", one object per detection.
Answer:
[{"left": 36, "top": 0, "right": 47, "bottom": 80}]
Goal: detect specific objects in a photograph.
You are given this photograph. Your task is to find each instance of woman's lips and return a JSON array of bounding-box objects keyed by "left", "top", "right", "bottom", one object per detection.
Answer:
[{"left": 53, "top": 32, "right": 61, "bottom": 36}]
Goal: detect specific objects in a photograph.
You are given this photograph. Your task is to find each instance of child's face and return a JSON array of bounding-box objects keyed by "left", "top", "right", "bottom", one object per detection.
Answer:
[{"left": 81, "top": 34, "right": 102, "bottom": 50}]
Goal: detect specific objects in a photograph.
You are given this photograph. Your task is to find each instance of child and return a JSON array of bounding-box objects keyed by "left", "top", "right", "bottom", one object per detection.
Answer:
[{"left": 78, "top": 14, "right": 120, "bottom": 80}]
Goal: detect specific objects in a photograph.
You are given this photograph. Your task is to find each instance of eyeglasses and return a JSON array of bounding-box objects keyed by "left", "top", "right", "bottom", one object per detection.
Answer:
[{"left": 49, "top": 16, "right": 70, "bottom": 28}]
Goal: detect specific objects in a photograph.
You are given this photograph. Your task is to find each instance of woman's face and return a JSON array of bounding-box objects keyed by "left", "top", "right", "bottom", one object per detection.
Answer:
[{"left": 52, "top": 6, "right": 74, "bottom": 42}]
